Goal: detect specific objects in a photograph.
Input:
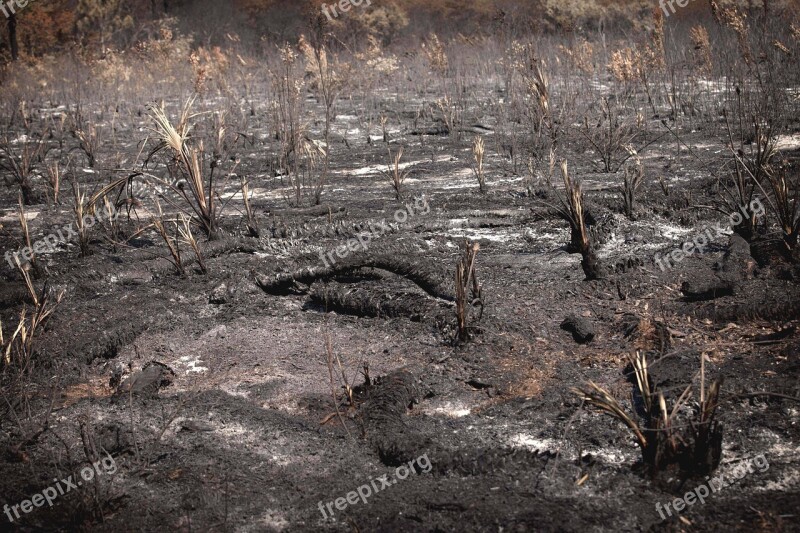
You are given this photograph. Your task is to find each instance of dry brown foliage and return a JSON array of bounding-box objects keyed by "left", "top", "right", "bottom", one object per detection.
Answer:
[{"left": 690, "top": 25, "right": 713, "bottom": 75}]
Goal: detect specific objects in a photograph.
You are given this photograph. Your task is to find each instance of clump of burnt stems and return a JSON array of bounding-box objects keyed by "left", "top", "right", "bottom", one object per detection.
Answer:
[
  {"left": 454, "top": 240, "right": 483, "bottom": 345},
  {"left": 621, "top": 158, "right": 645, "bottom": 220},
  {"left": 761, "top": 164, "right": 800, "bottom": 253},
  {"left": 146, "top": 99, "right": 241, "bottom": 240},
  {"left": 550, "top": 161, "right": 602, "bottom": 280},
  {"left": 153, "top": 210, "right": 208, "bottom": 276},
  {"left": 1, "top": 258, "right": 65, "bottom": 377},
  {"left": 573, "top": 351, "right": 724, "bottom": 478},
  {"left": 0, "top": 129, "right": 50, "bottom": 205}
]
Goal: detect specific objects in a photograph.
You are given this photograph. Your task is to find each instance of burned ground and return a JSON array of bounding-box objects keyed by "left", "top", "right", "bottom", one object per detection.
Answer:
[{"left": 1, "top": 6, "right": 800, "bottom": 533}]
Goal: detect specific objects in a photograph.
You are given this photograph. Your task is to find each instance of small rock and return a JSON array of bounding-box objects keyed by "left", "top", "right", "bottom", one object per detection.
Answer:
[
  {"left": 115, "top": 361, "right": 175, "bottom": 397},
  {"left": 117, "top": 270, "right": 154, "bottom": 285},
  {"left": 109, "top": 361, "right": 132, "bottom": 389},
  {"left": 179, "top": 420, "right": 214, "bottom": 433},
  {"left": 681, "top": 276, "right": 734, "bottom": 301},
  {"left": 718, "top": 234, "right": 756, "bottom": 282},
  {"left": 466, "top": 379, "right": 492, "bottom": 390},
  {"left": 205, "top": 324, "right": 227, "bottom": 338},
  {"left": 209, "top": 283, "right": 230, "bottom": 304},
  {"left": 561, "top": 314, "right": 595, "bottom": 344}
]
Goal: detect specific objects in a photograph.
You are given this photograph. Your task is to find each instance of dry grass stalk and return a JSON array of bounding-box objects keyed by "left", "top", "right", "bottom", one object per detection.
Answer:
[
  {"left": 526, "top": 57, "right": 551, "bottom": 131},
  {"left": 17, "top": 197, "right": 37, "bottom": 274},
  {"left": 300, "top": 33, "right": 348, "bottom": 205},
  {"left": 15, "top": 252, "right": 38, "bottom": 307},
  {"left": 525, "top": 157, "right": 536, "bottom": 194},
  {"left": 153, "top": 215, "right": 184, "bottom": 276},
  {"left": 72, "top": 181, "right": 91, "bottom": 257},
  {"left": 608, "top": 35, "right": 660, "bottom": 88},
  {"left": 241, "top": 178, "right": 259, "bottom": 238},
  {"left": 210, "top": 109, "right": 229, "bottom": 159},
  {"left": 629, "top": 351, "right": 652, "bottom": 414},
  {"left": 422, "top": 33, "right": 448, "bottom": 75},
  {"left": 381, "top": 146, "right": 412, "bottom": 201},
  {"left": 323, "top": 329, "right": 354, "bottom": 439},
  {"left": 500, "top": 40, "right": 526, "bottom": 100},
  {"left": 690, "top": 25, "right": 713, "bottom": 75},
  {"left": 86, "top": 173, "right": 144, "bottom": 223},
  {"left": 355, "top": 35, "right": 400, "bottom": 78},
  {"left": 573, "top": 380, "right": 649, "bottom": 450},
  {"left": 608, "top": 47, "right": 640, "bottom": 84},
  {"left": 649, "top": 8, "right": 666, "bottom": 71},
  {"left": 435, "top": 95, "right": 459, "bottom": 134},
  {"left": 189, "top": 51, "right": 208, "bottom": 94},
  {"left": 658, "top": 175, "right": 670, "bottom": 197},
  {"left": 720, "top": 112, "right": 776, "bottom": 239},
  {"left": 719, "top": 6, "right": 753, "bottom": 64},
  {"left": 99, "top": 195, "right": 121, "bottom": 245},
  {"left": 380, "top": 115, "right": 389, "bottom": 143},
  {"left": 177, "top": 214, "right": 206, "bottom": 274},
  {"left": 525, "top": 148, "right": 555, "bottom": 195},
  {"left": 772, "top": 39, "right": 791, "bottom": 56},
  {"left": 46, "top": 161, "right": 61, "bottom": 205},
  {"left": 298, "top": 34, "right": 330, "bottom": 92},
  {"left": 188, "top": 47, "right": 230, "bottom": 96},
  {"left": 558, "top": 38, "right": 595, "bottom": 74},
  {"left": 471, "top": 136, "right": 486, "bottom": 193}
]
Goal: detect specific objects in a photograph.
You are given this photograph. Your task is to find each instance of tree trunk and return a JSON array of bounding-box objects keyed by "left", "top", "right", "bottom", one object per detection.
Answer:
[{"left": 8, "top": 14, "right": 18, "bottom": 61}]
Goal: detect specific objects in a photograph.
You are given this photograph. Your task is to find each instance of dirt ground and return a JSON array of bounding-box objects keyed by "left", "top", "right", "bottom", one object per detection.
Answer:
[{"left": 1, "top": 77, "right": 799, "bottom": 533}]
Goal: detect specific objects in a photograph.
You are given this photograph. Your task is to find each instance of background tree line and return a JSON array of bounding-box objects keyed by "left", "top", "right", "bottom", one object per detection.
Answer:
[{"left": 0, "top": 0, "right": 795, "bottom": 62}]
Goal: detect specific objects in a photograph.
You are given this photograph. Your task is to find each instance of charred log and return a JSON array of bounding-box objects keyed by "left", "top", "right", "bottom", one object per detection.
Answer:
[
  {"left": 257, "top": 253, "right": 454, "bottom": 301},
  {"left": 309, "top": 281, "right": 450, "bottom": 322}
]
